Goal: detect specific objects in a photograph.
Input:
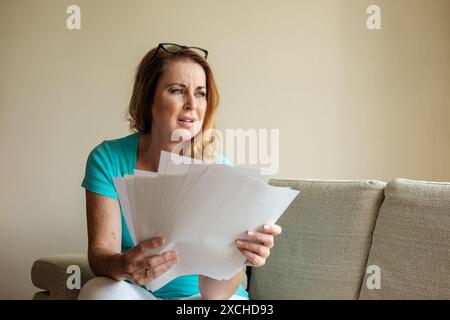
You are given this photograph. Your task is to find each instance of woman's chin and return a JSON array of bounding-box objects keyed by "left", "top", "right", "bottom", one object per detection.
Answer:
[
  {"left": 171, "top": 122, "right": 202, "bottom": 140},
  {"left": 170, "top": 127, "right": 194, "bottom": 142}
]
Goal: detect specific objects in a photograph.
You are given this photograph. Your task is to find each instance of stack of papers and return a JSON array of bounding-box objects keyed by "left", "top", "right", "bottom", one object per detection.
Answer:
[{"left": 113, "top": 151, "right": 300, "bottom": 291}]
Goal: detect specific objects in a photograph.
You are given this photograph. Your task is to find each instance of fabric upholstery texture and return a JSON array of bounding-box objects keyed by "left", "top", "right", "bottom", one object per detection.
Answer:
[
  {"left": 359, "top": 178, "right": 450, "bottom": 299},
  {"left": 248, "top": 179, "right": 385, "bottom": 299},
  {"left": 31, "top": 253, "right": 94, "bottom": 300}
]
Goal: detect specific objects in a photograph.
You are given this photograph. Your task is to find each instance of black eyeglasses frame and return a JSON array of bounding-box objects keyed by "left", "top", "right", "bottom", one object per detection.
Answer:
[{"left": 150, "top": 43, "right": 209, "bottom": 61}]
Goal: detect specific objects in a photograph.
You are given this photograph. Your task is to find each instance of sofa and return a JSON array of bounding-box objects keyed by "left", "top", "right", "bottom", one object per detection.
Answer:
[{"left": 31, "top": 178, "right": 450, "bottom": 299}]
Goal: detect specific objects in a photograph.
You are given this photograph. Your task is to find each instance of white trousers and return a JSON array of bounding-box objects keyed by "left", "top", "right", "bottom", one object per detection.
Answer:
[{"left": 77, "top": 277, "right": 248, "bottom": 300}]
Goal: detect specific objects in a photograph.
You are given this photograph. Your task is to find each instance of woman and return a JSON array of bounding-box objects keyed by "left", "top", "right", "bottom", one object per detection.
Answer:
[{"left": 78, "top": 43, "right": 282, "bottom": 300}]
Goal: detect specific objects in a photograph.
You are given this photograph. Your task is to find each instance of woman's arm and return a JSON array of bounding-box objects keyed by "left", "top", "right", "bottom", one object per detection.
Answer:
[
  {"left": 199, "top": 268, "right": 244, "bottom": 300},
  {"left": 85, "top": 190, "right": 178, "bottom": 284},
  {"left": 85, "top": 190, "right": 125, "bottom": 280}
]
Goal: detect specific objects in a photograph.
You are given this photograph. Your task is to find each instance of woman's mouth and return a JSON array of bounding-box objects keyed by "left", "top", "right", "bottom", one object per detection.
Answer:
[{"left": 177, "top": 116, "right": 195, "bottom": 127}]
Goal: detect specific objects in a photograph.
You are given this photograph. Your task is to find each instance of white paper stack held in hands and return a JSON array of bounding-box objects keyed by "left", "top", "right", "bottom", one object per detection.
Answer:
[{"left": 113, "top": 151, "right": 300, "bottom": 291}]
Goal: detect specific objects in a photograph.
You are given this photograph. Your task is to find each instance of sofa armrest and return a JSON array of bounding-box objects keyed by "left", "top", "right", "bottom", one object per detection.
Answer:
[
  {"left": 31, "top": 253, "right": 250, "bottom": 299},
  {"left": 31, "top": 253, "right": 95, "bottom": 300}
]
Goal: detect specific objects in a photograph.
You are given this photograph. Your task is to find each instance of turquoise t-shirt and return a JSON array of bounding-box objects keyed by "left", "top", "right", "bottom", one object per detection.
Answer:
[{"left": 81, "top": 132, "right": 248, "bottom": 299}]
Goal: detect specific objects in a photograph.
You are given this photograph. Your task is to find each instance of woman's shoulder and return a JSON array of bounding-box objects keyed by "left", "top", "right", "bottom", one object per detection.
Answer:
[
  {"left": 101, "top": 132, "right": 139, "bottom": 149},
  {"left": 89, "top": 132, "right": 139, "bottom": 158},
  {"left": 85, "top": 132, "right": 139, "bottom": 179}
]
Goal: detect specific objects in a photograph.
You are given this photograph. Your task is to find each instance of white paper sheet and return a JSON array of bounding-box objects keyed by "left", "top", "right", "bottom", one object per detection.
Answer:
[{"left": 113, "top": 151, "right": 300, "bottom": 291}]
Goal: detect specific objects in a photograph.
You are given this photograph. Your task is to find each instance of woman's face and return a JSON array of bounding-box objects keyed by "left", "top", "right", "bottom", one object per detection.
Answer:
[{"left": 151, "top": 59, "right": 207, "bottom": 143}]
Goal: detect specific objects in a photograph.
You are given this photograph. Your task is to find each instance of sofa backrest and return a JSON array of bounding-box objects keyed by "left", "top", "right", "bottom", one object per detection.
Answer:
[
  {"left": 248, "top": 179, "right": 386, "bottom": 299},
  {"left": 359, "top": 178, "right": 450, "bottom": 299}
]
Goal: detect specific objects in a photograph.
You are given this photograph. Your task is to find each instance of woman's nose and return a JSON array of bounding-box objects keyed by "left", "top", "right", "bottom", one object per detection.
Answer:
[{"left": 183, "top": 92, "right": 197, "bottom": 110}]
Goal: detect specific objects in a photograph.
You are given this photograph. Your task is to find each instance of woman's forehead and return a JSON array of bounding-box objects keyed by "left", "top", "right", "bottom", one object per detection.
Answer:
[{"left": 161, "top": 60, "right": 206, "bottom": 85}]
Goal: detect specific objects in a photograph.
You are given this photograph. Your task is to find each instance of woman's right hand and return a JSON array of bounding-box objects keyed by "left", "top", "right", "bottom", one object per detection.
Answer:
[{"left": 114, "top": 237, "right": 178, "bottom": 286}]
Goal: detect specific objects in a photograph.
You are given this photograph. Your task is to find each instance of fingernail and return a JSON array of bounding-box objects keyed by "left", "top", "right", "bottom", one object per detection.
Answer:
[
  {"left": 264, "top": 225, "right": 271, "bottom": 231},
  {"left": 248, "top": 231, "right": 255, "bottom": 236},
  {"left": 236, "top": 240, "right": 243, "bottom": 246}
]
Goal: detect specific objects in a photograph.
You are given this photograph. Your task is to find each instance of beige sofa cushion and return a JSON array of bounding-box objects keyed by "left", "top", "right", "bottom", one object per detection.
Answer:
[
  {"left": 31, "top": 253, "right": 94, "bottom": 300},
  {"left": 360, "top": 178, "right": 450, "bottom": 299},
  {"left": 248, "top": 179, "right": 385, "bottom": 299}
]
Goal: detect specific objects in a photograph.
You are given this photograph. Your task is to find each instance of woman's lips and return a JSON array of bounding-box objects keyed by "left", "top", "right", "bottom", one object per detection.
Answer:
[{"left": 177, "top": 118, "right": 195, "bottom": 128}]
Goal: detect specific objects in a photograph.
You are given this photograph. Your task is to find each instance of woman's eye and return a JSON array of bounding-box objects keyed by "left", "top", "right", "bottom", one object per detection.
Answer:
[
  {"left": 170, "top": 88, "right": 205, "bottom": 97},
  {"left": 171, "top": 89, "right": 183, "bottom": 95}
]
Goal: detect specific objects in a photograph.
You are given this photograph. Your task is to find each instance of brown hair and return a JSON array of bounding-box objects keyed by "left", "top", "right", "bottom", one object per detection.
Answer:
[{"left": 127, "top": 46, "right": 220, "bottom": 160}]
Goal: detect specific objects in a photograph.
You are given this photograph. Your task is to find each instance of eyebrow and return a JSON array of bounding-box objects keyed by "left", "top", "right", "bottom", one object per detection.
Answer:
[{"left": 167, "top": 82, "right": 206, "bottom": 90}]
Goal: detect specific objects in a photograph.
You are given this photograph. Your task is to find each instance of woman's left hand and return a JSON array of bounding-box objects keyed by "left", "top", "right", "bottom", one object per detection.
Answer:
[{"left": 236, "top": 224, "right": 282, "bottom": 267}]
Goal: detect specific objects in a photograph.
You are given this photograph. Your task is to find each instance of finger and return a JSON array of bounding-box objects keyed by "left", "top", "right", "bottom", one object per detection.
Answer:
[
  {"left": 137, "top": 250, "right": 177, "bottom": 270},
  {"left": 240, "top": 249, "right": 265, "bottom": 267},
  {"left": 137, "top": 258, "right": 178, "bottom": 285},
  {"left": 138, "top": 237, "right": 166, "bottom": 253},
  {"left": 129, "top": 269, "right": 146, "bottom": 285},
  {"left": 261, "top": 224, "right": 282, "bottom": 236},
  {"left": 148, "top": 258, "right": 178, "bottom": 280},
  {"left": 122, "top": 238, "right": 165, "bottom": 274},
  {"left": 236, "top": 240, "right": 270, "bottom": 258},
  {"left": 133, "top": 250, "right": 177, "bottom": 284},
  {"left": 127, "top": 237, "right": 165, "bottom": 261},
  {"left": 246, "top": 230, "right": 274, "bottom": 248}
]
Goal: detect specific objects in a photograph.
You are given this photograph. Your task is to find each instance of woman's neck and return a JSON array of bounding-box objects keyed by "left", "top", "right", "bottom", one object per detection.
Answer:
[{"left": 137, "top": 131, "right": 176, "bottom": 172}]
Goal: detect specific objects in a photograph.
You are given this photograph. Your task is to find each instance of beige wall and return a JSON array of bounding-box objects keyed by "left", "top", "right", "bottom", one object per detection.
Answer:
[{"left": 1, "top": 0, "right": 449, "bottom": 299}]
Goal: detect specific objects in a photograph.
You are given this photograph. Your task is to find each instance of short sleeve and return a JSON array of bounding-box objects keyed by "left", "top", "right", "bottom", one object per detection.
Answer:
[{"left": 81, "top": 142, "right": 118, "bottom": 200}]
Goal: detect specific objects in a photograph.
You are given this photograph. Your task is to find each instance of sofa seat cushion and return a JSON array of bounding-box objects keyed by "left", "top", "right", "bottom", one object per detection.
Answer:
[{"left": 248, "top": 179, "right": 385, "bottom": 299}]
